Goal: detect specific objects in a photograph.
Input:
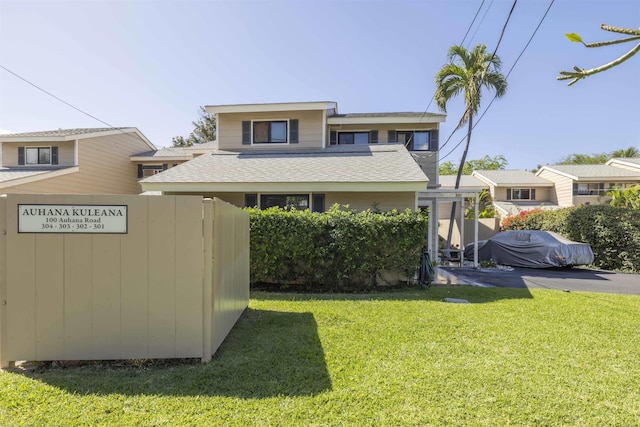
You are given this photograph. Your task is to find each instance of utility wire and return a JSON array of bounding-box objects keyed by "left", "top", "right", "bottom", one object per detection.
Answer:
[
  {"left": 437, "top": 0, "right": 555, "bottom": 166},
  {"left": 0, "top": 64, "right": 115, "bottom": 128},
  {"left": 437, "top": 0, "right": 517, "bottom": 157},
  {"left": 465, "top": 0, "right": 495, "bottom": 49},
  {"left": 414, "top": 0, "right": 490, "bottom": 128}
]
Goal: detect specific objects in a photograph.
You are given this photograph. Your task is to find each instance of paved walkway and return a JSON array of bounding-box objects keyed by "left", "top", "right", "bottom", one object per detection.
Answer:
[{"left": 436, "top": 266, "right": 640, "bottom": 296}]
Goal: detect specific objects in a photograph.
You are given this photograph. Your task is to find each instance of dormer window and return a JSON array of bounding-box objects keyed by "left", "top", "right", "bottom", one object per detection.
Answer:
[
  {"left": 242, "top": 119, "right": 299, "bottom": 145},
  {"left": 18, "top": 146, "right": 58, "bottom": 165},
  {"left": 254, "top": 121, "right": 287, "bottom": 143}
]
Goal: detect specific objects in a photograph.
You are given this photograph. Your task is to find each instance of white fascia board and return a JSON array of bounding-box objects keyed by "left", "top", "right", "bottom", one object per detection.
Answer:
[
  {"left": 0, "top": 128, "right": 157, "bottom": 150},
  {"left": 607, "top": 158, "right": 640, "bottom": 170},
  {"left": 0, "top": 166, "right": 79, "bottom": 189},
  {"left": 328, "top": 115, "right": 446, "bottom": 125},
  {"left": 141, "top": 181, "right": 427, "bottom": 193},
  {"left": 205, "top": 101, "right": 338, "bottom": 114},
  {"left": 536, "top": 166, "right": 578, "bottom": 181},
  {"left": 470, "top": 171, "right": 498, "bottom": 187}
]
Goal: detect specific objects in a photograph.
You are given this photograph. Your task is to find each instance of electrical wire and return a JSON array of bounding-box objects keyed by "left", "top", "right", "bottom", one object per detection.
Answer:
[
  {"left": 0, "top": 64, "right": 115, "bottom": 128},
  {"left": 415, "top": 0, "right": 491, "bottom": 126},
  {"left": 431, "top": 0, "right": 554, "bottom": 167}
]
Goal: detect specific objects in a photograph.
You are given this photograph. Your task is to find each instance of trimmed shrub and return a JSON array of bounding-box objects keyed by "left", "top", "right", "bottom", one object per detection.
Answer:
[
  {"left": 247, "top": 205, "right": 428, "bottom": 291},
  {"left": 501, "top": 205, "right": 640, "bottom": 273}
]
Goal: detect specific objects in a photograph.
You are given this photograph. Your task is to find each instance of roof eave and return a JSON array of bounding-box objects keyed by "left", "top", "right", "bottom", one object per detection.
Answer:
[
  {"left": 205, "top": 101, "right": 338, "bottom": 114},
  {"left": 328, "top": 116, "right": 445, "bottom": 125},
  {"left": 140, "top": 181, "right": 427, "bottom": 193}
]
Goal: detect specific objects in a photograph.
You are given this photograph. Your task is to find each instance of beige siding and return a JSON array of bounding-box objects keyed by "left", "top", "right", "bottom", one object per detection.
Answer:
[
  {"left": 325, "top": 192, "right": 416, "bottom": 212},
  {"left": 2, "top": 141, "right": 75, "bottom": 167},
  {"left": 4, "top": 133, "right": 150, "bottom": 195},
  {"left": 0, "top": 194, "right": 250, "bottom": 367},
  {"left": 537, "top": 170, "right": 573, "bottom": 206},
  {"left": 217, "top": 110, "right": 324, "bottom": 150}
]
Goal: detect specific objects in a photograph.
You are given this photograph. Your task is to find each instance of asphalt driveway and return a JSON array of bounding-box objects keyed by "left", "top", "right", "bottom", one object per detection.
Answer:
[{"left": 437, "top": 266, "right": 640, "bottom": 295}]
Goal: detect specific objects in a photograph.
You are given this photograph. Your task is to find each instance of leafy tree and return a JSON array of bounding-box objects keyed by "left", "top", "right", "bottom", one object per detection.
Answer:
[
  {"left": 465, "top": 189, "right": 496, "bottom": 219},
  {"left": 558, "top": 25, "right": 640, "bottom": 86},
  {"left": 434, "top": 44, "right": 508, "bottom": 246},
  {"left": 439, "top": 154, "right": 508, "bottom": 175},
  {"left": 172, "top": 106, "right": 216, "bottom": 147},
  {"left": 608, "top": 184, "right": 640, "bottom": 210},
  {"left": 558, "top": 152, "right": 610, "bottom": 165},
  {"left": 554, "top": 147, "right": 640, "bottom": 166}
]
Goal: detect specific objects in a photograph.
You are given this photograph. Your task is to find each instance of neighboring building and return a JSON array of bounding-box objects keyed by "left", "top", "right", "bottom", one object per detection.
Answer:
[
  {"left": 0, "top": 128, "right": 155, "bottom": 195},
  {"left": 140, "top": 101, "right": 445, "bottom": 212},
  {"left": 471, "top": 169, "right": 557, "bottom": 216},
  {"left": 536, "top": 163, "right": 640, "bottom": 207}
]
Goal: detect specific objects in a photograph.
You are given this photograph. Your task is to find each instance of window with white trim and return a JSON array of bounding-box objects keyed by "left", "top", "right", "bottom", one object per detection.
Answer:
[
  {"left": 506, "top": 188, "right": 536, "bottom": 200},
  {"left": 253, "top": 121, "right": 288, "bottom": 144},
  {"left": 26, "top": 147, "right": 51, "bottom": 165}
]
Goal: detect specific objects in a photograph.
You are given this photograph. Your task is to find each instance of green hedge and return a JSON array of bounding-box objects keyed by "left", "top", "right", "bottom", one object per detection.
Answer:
[
  {"left": 501, "top": 205, "right": 640, "bottom": 273},
  {"left": 247, "top": 205, "right": 428, "bottom": 291}
]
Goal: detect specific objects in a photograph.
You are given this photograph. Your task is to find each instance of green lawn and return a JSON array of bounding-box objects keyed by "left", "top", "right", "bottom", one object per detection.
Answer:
[{"left": 1, "top": 286, "right": 639, "bottom": 426}]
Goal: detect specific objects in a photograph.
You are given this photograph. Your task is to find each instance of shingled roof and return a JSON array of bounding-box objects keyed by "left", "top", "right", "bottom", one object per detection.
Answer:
[
  {"left": 140, "top": 144, "right": 428, "bottom": 191},
  {"left": 0, "top": 128, "right": 130, "bottom": 138}
]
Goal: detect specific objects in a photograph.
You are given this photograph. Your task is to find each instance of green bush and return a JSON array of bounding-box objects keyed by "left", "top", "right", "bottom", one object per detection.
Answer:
[
  {"left": 247, "top": 205, "right": 428, "bottom": 291},
  {"left": 501, "top": 205, "right": 640, "bottom": 273}
]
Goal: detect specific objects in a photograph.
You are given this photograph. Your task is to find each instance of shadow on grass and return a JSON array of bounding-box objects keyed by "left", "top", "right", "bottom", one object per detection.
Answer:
[
  {"left": 16, "top": 309, "right": 332, "bottom": 398},
  {"left": 250, "top": 285, "right": 534, "bottom": 303}
]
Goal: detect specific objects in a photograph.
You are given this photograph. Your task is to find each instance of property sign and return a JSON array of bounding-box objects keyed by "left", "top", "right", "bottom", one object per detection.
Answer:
[{"left": 18, "top": 204, "right": 128, "bottom": 234}]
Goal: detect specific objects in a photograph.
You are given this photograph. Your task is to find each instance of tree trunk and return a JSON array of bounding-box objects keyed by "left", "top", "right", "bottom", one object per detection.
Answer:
[{"left": 445, "top": 113, "right": 473, "bottom": 256}]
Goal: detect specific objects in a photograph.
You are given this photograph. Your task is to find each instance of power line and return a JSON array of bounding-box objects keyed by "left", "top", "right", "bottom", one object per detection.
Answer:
[
  {"left": 433, "top": 0, "right": 555, "bottom": 167},
  {"left": 465, "top": 0, "right": 494, "bottom": 49},
  {"left": 446, "top": 0, "right": 556, "bottom": 164},
  {"left": 0, "top": 64, "right": 115, "bottom": 128},
  {"left": 461, "top": 0, "right": 488, "bottom": 48},
  {"left": 415, "top": 0, "right": 491, "bottom": 126},
  {"left": 438, "top": 0, "right": 517, "bottom": 156}
]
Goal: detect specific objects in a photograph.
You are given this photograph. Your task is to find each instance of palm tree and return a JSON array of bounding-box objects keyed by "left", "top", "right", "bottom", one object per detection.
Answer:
[
  {"left": 435, "top": 44, "right": 507, "bottom": 250},
  {"left": 611, "top": 147, "right": 640, "bottom": 158}
]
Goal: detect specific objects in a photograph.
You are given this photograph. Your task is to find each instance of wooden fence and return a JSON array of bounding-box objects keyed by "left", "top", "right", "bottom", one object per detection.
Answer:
[{"left": 0, "top": 194, "right": 249, "bottom": 368}]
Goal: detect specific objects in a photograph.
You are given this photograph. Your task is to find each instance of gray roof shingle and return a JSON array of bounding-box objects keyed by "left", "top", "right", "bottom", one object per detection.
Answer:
[
  {"left": 473, "top": 170, "right": 554, "bottom": 186},
  {"left": 0, "top": 166, "right": 74, "bottom": 183},
  {"left": 541, "top": 164, "right": 640, "bottom": 179},
  {"left": 142, "top": 144, "right": 428, "bottom": 184},
  {"left": 0, "top": 128, "right": 129, "bottom": 138}
]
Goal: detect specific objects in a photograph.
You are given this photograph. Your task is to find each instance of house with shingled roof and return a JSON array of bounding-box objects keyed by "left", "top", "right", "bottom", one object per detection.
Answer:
[
  {"left": 471, "top": 169, "right": 557, "bottom": 216},
  {"left": 0, "top": 128, "right": 155, "bottom": 195},
  {"left": 536, "top": 163, "right": 640, "bottom": 207},
  {"left": 139, "top": 101, "right": 445, "bottom": 213}
]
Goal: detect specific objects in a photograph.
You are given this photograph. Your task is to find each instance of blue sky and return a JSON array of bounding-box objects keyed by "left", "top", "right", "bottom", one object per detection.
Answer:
[{"left": 1, "top": 0, "right": 638, "bottom": 170}]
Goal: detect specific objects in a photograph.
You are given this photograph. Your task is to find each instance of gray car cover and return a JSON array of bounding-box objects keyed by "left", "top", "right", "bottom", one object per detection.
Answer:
[{"left": 465, "top": 230, "right": 594, "bottom": 268}]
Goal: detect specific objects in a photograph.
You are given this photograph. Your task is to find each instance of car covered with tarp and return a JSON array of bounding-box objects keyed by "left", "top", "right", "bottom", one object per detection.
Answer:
[{"left": 464, "top": 230, "right": 594, "bottom": 268}]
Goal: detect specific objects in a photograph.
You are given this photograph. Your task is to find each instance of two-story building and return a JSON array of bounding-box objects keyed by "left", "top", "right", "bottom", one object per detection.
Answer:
[
  {"left": 536, "top": 162, "right": 640, "bottom": 207},
  {"left": 139, "top": 101, "right": 445, "bottom": 212},
  {"left": 0, "top": 128, "right": 155, "bottom": 195}
]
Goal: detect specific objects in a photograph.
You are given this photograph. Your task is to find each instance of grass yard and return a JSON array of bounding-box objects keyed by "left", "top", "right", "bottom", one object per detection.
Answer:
[{"left": 1, "top": 286, "right": 639, "bottom": 426}]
